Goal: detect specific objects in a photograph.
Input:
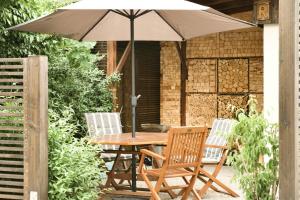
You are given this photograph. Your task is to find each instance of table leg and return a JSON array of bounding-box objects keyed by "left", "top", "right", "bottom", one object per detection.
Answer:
[
  {"left": 105, "top": 153, "right": 121, "bottom": 188},
  {"left": 132, "top": 145, "right": 137, "bottom": 191}
]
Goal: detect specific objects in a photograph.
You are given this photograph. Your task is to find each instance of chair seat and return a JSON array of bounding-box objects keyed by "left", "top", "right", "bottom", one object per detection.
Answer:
[
  {"left": 144, "top": 168, "right": 194, "bottom": 178},
  {"left": 202, "top": 157, "right": 221, "bottom": 164}
]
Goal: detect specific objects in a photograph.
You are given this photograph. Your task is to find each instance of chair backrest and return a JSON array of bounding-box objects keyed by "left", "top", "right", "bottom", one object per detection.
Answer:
[
  {"left": 85, "top": 112, "right": 122, "bottom": 150},
  {"left": 204, "top": 118, "right": 235, "bottom": 161},
  {"left": 164, "top": 127, "right": 208, "bottom": 168}
]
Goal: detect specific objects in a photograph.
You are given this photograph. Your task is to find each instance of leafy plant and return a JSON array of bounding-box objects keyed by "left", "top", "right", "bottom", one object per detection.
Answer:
[
  {"left": 227, "top": 96, "right": 279, "bottom": 200},
  {"left": 1, "top": 1, "right": 115, "bottom": 198},
  {"left": 1, "top": 0, "right": 120, "bottom": 134},
  {"left": 48, "top": 40, "right": 120, "bottom": 133},
  {"left": 48, "top": 108, "right": 106, "bottom": 200}
]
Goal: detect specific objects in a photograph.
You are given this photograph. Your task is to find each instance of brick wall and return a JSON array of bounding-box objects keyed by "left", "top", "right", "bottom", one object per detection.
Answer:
[{"left": 160, "top": 11, "right": 264, "bottom": 127}]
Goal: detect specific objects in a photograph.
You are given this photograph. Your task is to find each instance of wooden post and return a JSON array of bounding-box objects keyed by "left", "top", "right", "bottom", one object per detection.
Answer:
[
  {"left": 23, "top": 56, "right": 48, "bottom": 200},
  {"left": 107, "top": 41, "right": 117, "bottom": 75},
  {"left": 176, "top": 41, "right": 187, "bottom": 126},
  {"left": 279, "top": 0, "right": 299, "bottom": 199},
  {"left": 116, "top": 42, "right": 131, "bottom": 73}
]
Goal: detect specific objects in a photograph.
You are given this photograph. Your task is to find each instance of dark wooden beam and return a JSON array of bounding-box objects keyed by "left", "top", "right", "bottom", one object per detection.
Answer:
[
  {"left": 220, "top": 5, "right": 253, "bottom": 14},
  {"left": 116, "top": 42, "right": 131, "bottom": 73},
  {"left": 189, "top": 0, "right": 254, "bottom": 14},
  {"left": 197, "top": 0, "right": 239, "bottom": 7},
  {"left": 212, "top": 0, "right": 253, "bottom": 14},
  {"left": 176, "top": 42, "right": 188, "bottom": 126},
  {"left": 107, "top": 41, "right": 117, "bottom": 75}
]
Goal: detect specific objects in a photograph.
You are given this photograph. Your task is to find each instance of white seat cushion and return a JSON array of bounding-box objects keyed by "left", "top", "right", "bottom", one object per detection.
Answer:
[{"left": 202, "top": 157, "right": 220, "bottom": 164}]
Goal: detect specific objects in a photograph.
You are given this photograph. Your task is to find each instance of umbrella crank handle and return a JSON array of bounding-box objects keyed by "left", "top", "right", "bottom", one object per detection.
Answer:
[{"left": 131, "top": 95, "right": 142, "bottom": 107}]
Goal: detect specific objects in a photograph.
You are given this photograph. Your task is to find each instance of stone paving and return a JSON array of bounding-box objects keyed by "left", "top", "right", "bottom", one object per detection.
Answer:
[{"left": 105, "top": 166, "right": 244, "bottom": 200}]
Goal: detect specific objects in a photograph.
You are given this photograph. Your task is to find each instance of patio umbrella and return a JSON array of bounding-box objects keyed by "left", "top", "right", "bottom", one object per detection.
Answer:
[{"left": 8, "top": 0, "right": 253, "bottom": 191}]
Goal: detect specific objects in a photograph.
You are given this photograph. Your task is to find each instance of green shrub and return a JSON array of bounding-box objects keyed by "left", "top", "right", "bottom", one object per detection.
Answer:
[
  {"left": 1, "top": 0, "right": 120, "bottom": 135},
  {"left": 227, "top": 96, "right": 279, "bottom": 200},
  {"left": 48, "top": 108, "right": 106, "bottom": 200},
  {"left": 47, "top": 40, "right": 120, "bottom": 134}
]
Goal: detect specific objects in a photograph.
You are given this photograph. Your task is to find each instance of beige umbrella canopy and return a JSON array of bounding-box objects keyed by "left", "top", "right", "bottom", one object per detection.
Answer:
[
  {"left": 10, "top": 0, "right": 253, "bottom": 41},
  {"left": 9, "top": 0, "right": 253, "bottom": 191},
  {"left": 9, "top": 0, "right": 253, "bottom": 135}
]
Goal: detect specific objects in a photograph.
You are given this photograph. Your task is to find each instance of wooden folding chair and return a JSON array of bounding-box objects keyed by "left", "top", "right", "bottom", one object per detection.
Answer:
[
  {"left": 139, "top": 127, "right": 208, "bottom": 200},
  {"left": 196, "top": 119, "right": 239, "bottom": 198},
  {"left": 85, "top": 112, "right": 132, "bottom": 188}
]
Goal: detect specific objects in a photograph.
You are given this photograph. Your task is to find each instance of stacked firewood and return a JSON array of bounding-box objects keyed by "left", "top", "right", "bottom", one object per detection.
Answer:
[
  {"left": 249, "top": 58, "right": 263, "bottom": 93},
  {"left": 186, "top": 59, "right": 216, "bottom": 93},
  {"left": 218, "top": 59, "right": 248, "bottom": 93},
  {"left": 160, "top": 42, "right": 181, "bottom": 126},
  {"left": 186, "top": 94, "right": 217, "bottom": 127}
]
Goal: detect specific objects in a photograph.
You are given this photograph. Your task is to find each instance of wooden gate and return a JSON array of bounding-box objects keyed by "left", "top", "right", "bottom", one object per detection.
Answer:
[{"left": 0, "top": 57, "right": 48, "bottom": 200}]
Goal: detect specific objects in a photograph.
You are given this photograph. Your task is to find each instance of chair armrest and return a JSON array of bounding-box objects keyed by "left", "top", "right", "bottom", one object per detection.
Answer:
[
  {"left": 205, "top": 144, "right": 228, "bottom": 149},
  {"left": 140, "top": 149, "right": 166, "bottom": 160}
]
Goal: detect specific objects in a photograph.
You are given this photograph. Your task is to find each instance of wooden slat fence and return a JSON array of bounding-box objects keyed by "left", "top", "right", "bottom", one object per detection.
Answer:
[
  {"left": 0, "top": 57, "right": 48, "bottom": 200},
  {"left": 0, "top": 58, "right": 25, "bottom": 200}
]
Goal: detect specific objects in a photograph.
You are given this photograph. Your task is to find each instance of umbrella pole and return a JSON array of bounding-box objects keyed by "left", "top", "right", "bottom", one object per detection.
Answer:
[{"left": 130, "top": 9, "right": 137, "bottom": 192}]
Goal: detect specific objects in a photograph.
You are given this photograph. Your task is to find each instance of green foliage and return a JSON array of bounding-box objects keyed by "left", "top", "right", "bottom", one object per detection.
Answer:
[
  {"left": 48, "top": 40, "right": 120, "bottom": 133},
  {"left": 0, "top": 0, "right": 120, "bottom": 134},
  {"left": 0, "top": 0, "right": 57, "bottom": 57},
  {"left": 227, "top": 96, "right": 279, "bottom": 200},
  {"left": 48, "top": 108, "right": 106, "bottom": 200},
  {"left": 0, "top": 0, "right": 118, "bottom": 198}
]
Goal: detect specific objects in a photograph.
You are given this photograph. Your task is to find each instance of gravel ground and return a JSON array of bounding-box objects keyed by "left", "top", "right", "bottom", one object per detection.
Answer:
[{"left": 104, "top": 166, "right": 244, "bottom": 200}]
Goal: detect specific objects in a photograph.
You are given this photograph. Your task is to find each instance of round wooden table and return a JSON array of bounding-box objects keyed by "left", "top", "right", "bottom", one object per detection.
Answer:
[{"left": 90, "top": 132, "right": 169, "bottom": 196}]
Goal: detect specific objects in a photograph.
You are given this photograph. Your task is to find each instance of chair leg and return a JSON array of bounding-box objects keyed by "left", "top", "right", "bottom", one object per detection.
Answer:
[
  {"left": 177, "top": 177, "right": 188, "bottom": 197},
  {"left": 152, "top": 175, "right": 165, "bottom": 200},
  {"left": 192, "top": 188, "right": 202, "bottom": 200},
  {"left": 149, "top": 145, "right": 177, "bottom": 199},
  {"left": 182, "top": 174, "right": 198, "bottom": 200},
  {"left": 140, "top": 172, "right": 161, "bottom": 200},
  {"left": 198, "top": 151, "right": 239, "bottom": 198},
  {"left": 198, "top": 167, "right": 239, "bottom": 198},
  {"left": 197, "top": 174, "right": 220, "bottom": 192},
  {"left": 162, "top": 180, "right": 177, "bottom": 199}
]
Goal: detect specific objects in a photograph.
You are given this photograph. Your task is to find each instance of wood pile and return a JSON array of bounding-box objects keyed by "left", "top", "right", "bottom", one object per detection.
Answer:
[
  {"left": 251, "top": 94, "right": 264, "bottom": 112},
  {"left": 249, "top": 58, "right": 263, "bottom": 92},
  {"left": 187, "top": 34, "right": 219, "bottom": 58},
  {"left": 160, "top": 42, "right": 181, "bottom": 126},
  {"left": 186, "top": 94, "right": 217, "bottom": 127},
  {"left": 159, "top": 11, "right": 264, "bottom": 127},
  {"left": 219, "top": 28, "right": 263, "bottom": 57},
  {"left": 218, "top": 95, "right": 248, "bottom": 118},
  {"left": 186, "top": 59, "right": 216, "bottom": 93},
  {"left": 218, "top": 59, "right": 249, "bottom": 93}
]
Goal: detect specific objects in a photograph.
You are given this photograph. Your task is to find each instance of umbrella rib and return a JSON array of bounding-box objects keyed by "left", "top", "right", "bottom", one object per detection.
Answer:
[
  {"left": 154, "top": 11, "right": 185, "bottom": 41},
  {"left": 135, "top": 10, "right": 152, "bottom": 18},
  {"left": 79, "top": 10, "right": 110, "bottom": 41},
  {"left": 112, "top": 9, "right": 130, "bottom": 18},
  {"left": 134, "top": 9, "right": 141, "bottom": 17},
  {"left": 123, "top": 9, "right": 130, "bottom": 16}
]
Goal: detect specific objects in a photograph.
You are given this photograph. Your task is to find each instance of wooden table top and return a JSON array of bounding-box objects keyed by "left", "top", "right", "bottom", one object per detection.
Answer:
[{"left": 89, "top": 132, "right": 168, "bottom": 146}]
